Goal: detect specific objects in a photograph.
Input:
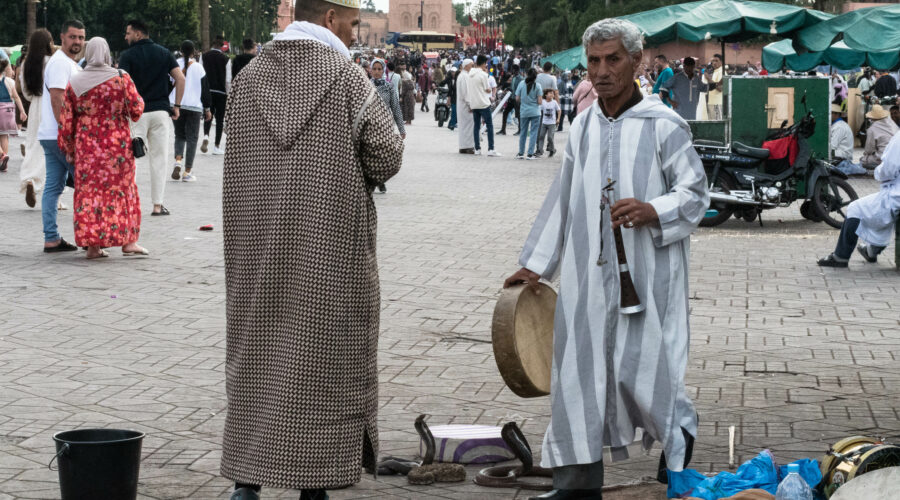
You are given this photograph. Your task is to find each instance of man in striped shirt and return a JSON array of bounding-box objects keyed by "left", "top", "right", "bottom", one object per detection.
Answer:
[{"left": 505, "top": 18, "right": 709, "bottom": 500}]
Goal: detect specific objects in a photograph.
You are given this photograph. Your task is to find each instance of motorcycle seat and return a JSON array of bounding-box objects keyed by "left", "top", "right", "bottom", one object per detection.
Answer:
[{"left": 732, "top": 142, "right": 770, "bottom": 160}]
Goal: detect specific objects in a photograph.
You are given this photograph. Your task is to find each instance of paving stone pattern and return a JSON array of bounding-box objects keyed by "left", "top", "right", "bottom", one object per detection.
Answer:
[{"left": 0, "top": 105, "right": 897, "bottom": 500}]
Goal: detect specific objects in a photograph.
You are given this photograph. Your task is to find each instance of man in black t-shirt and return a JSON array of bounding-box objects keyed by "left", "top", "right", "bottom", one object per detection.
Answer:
[
  {"left": 231, "top": 38, "right": 257, "bottom": 82},
  {"left": 202, "top": 35, "right": 230, "bottom": 155},
  {"left": 119, "top": 19, "right": 185, "bottom": 216}
]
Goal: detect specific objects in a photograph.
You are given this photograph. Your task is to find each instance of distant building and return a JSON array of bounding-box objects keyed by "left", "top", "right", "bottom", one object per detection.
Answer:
[
  {"left": 388, "top": 0, "right": 454, "bottom": 34},
  {"left": 359, "top": 11, "right": 390, "bottom": 47},
  {"left": 276, "top": 0, "right": 294, "bottom": 32}
]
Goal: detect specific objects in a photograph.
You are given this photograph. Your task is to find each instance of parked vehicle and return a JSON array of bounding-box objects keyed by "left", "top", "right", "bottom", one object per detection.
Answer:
[
  {"left": 695, "top": 94, "right": 858, "bottom": 229},
  {"left": 434, "top": 86, "right": 450, "bottom": 127}
]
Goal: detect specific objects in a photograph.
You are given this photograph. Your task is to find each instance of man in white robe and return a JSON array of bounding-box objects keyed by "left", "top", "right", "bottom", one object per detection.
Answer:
[
  {"left": 504, "top": 19, "right": 709, "bottom": 500},
  {"left": 456, "top": 58, "right": 475, "bottom": 154},
  {"left": 818, "top": 130, "right": 900, "bottom": 267}
]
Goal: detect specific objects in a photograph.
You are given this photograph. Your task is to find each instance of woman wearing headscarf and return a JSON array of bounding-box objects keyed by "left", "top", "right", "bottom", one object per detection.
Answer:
[
  {"left": 58, "top": 37, "right": 147, "bottom": 259},
  {"left": 370, "top": 58, "right": 405, "bottom": 194},
  {"left": 399, "top": 69, "right": 416, "bottom": 125}
]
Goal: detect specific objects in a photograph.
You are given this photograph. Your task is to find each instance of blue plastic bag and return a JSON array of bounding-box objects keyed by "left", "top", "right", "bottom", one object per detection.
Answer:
[
  {"left": 778, "top": 458, "right": 823, "bottom": 489},
  {"left": 667, "top": 450, "right": 780, "bottom": 499}
]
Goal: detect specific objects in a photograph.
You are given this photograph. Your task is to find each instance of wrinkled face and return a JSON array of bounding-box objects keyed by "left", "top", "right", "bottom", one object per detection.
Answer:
[
  {"left": 61, "top": 27, "right": 85, "bottom": 57},
  {"left": 324, "top": 7, "right": 359, "bottom": 48},
  {"left": 371, "top": 62, "right": 384, "bottom": 79},
  {"left": 586, "top": 39, "right": 641, "bottom": 102}
]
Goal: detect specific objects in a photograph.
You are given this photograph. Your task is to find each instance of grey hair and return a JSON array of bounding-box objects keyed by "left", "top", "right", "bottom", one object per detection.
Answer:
[{"left": 582, "top": 18, "right": 643, "bottom": 56}]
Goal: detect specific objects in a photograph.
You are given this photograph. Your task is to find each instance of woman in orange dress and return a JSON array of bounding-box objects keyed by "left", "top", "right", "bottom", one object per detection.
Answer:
[{"left": 58, "top": 37, "right": 146, "bottom": 259}]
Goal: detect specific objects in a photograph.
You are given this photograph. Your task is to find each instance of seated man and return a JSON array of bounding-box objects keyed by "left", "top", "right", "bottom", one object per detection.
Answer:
[
  {"left": 830, "top": 104, "right": 866, "bottom": 175},
  {"left": 818, "top": 130, "right": 900, "bottom": 267},
  {"left": 861, "top": 105, "right": 900, "bottom": 169}
]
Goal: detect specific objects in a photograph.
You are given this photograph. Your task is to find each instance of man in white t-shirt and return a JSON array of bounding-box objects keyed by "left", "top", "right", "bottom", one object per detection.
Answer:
[
  {"left": 39, "top": 20, "right": 84, "bottom": 253},
  {"left": 536, "top": 61, "right": 558, "bottom": 102}
]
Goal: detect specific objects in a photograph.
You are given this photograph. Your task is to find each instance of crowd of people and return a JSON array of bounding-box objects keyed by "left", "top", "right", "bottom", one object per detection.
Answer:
[{"left": 0, "top": 20, "right": 259, "bottom": 257}]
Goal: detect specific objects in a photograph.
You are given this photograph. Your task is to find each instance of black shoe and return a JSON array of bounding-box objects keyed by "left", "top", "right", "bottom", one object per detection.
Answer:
[
  {"left": 549, "top": 150, "right": 555, "bottom": 157},
  {"left": 150, "top": 206, "right": 171, "bottom": 216},
  {"left": 657, "top": 427, "right": 695, "bottom": 484},
  {"left": 497, "top": 130, "right": 506, "bottom": 135},
  {"left": 817, "top": 254, "right": 848, "bottom": 268},
  {"left": 856, "top": 244, "right": 877, "bottom": 263},
  {"left": 459, "top": 148, "right": 475, "bottom": 154},
  {"left": 299, "top": 489, "right": 328, "bottom": 500},
  {"left": 528, "top": 489, "right": 602, "bottom": 500},
  {"left": 377, "top": 183, "right": 387, "bottom": 194},
  {"left": 534, "top": 152, "right": 544, "bottom": 158},
  {"left": 43, "top": 238, "right": 78, "bottom": 253},
  {"left": 230, "top": 487, "right": 260, "bottom": 500},
  {"left": 513, "top": 132, "right": 521, "bottom": 136}
]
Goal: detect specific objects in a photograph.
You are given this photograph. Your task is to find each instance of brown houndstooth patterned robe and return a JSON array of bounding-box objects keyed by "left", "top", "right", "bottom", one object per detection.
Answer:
[{"left": 220, "top": 39, "right": 403, "bottom": 489}]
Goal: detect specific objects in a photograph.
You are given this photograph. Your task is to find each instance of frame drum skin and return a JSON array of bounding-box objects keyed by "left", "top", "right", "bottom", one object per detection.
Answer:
[{"left": 491, "top": 283, "right": 557, "bottom": 398}]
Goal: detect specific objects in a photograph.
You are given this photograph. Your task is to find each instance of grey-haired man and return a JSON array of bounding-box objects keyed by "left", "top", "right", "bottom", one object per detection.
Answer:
[{"left": 504, "top": 18, "right": 709, "bottom": 500}]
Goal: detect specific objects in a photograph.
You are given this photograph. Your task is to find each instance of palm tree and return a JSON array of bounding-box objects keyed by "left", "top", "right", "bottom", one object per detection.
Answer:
[
  {"left": 27, "top": 0, "right": 37, "bottom": 38},
  {"left": 199, "top": 0, "right": 211, "bottom": 50}
]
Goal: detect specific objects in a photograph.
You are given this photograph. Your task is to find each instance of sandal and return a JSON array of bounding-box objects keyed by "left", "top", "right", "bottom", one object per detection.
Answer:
[
  {"left": 86, "top": 249, "right": 109, "bottom": 260},
  {"left": 123, "top": 247, "right": 150, "bottom": 256},
  {"left": 150, "top": 206, "right": 170, "bottom": 216}
]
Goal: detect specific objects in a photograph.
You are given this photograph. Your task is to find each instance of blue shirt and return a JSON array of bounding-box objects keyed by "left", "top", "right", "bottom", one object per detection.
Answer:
[
  {"left": 516, "top": 80, "right": 543, "bottom": 118},
  {"left": 652, "top": 66, "right": 674, "bottom": 107}
]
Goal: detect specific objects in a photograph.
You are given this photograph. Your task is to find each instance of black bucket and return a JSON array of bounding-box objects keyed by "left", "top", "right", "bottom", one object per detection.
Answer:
[{"left": 51, "top": 428, "right": 145, "bottom": 500}]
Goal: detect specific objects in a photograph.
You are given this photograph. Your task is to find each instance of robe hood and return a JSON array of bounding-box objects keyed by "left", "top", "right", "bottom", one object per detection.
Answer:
[
  {"left": 248, "top": 40, "right": 352, "bottom": 150},
  {"left": 594, "top": 94, "right": 690, "bottom": 133}
]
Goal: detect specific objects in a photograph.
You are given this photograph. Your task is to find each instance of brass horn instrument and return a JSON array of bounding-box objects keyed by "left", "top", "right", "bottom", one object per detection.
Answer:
[{"left": 603, "top": 180, "right": 644, "bottom": 315}]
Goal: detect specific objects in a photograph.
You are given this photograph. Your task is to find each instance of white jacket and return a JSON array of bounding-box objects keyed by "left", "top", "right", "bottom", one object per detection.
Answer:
[
  {"left": 466, "top": 67, "right": 492, "bottom": 110},
  {"left": 848, "top": 130, "right": 900, "bottom": 246},
  {"left": 830, "top": 119, "right": 854, "bottom": 161}
]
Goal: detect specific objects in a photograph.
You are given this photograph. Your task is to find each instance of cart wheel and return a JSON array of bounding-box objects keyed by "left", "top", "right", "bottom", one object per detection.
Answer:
[
  {"left": 700, "top": 172, "right": 736, "bottom": 227},
  {"left": 812, "top": 177, "right": 858, "bottom": 229}
]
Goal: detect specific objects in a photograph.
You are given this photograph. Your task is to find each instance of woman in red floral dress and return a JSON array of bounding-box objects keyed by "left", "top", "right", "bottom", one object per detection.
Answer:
[{"left": 58, "top": 37, "right": 146, "bottom": 259}]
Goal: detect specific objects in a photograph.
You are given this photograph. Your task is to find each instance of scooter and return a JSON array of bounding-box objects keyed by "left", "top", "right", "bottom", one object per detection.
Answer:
[
  {"left": 434, "top": 86, "right": 450, "bottom": 127},
  {"left": 695, "top": 94, "right": 858, "bottom": 229}
]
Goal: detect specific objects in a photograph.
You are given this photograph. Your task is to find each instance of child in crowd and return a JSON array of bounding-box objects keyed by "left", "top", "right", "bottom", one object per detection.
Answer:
[
  {"left": 0, "top": 59, "right": 28, "bottom": 171},
  {"left": 536, "top": 87, "right": 560, "bottom": 158}
]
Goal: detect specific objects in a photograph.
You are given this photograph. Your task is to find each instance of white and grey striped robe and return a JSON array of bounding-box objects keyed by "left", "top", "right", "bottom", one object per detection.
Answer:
[{"left": 519, "top": 94, "right": 709, "bottom": 471}]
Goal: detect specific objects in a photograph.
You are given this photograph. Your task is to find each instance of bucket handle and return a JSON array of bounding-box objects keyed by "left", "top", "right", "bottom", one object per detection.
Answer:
[{"left": 48, "top": 443, "right": 69, "bottom": 471}]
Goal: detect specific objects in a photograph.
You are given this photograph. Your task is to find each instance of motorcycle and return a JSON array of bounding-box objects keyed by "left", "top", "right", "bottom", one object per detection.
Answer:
[
  {"left": 434, "top": 86, "right": 450, "bottom": 127},
  {"left": 695, "top": 94, "right": 858, "bottom": 229}
]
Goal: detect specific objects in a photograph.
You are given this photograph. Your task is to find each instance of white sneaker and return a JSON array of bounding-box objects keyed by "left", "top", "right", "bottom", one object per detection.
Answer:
[
  {"left": 212, "top": 146, "right": 225, "bottom": 155},
  {"left": 182, "top": 173, "right": 197, "bottom": 182},
  {"left": 58, "top": 201, "right": 68, "bottom": 210},
  {"left": 200, "top": 136, "right": 209, "bottom": 153},
  {"left": 474, "top": 149, "right": 482, "bottom": 156},
  {"left": 487, "top": 150, "right": 502, "bottom": 157}
]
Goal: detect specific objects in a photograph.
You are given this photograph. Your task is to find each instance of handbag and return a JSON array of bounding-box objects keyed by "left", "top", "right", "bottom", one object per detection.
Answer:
[{"left": 118, "top": 70, "right": 145, "bottom": 158}]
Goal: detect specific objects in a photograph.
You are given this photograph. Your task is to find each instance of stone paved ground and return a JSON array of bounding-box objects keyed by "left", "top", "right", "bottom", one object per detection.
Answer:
[{"left": 0, "top": 103, "right": 897, "bottom": 500}]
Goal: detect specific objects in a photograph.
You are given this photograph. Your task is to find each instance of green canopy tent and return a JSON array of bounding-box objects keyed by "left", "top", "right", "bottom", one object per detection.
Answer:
[
  {"left": 796, "top": 4, "right": 900, "bottom": 54},
  {"left": 544, "top": 45, "right": 587, "bottom": 71},
  {"left": 2, "top": 45, "right": 22, "bottom": 66},
  {"left": 761, "top": 38, "right": 899, "bottom": 73},
  {"left": 619, "top": 0, "right": 833, "bottom": 66}
]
